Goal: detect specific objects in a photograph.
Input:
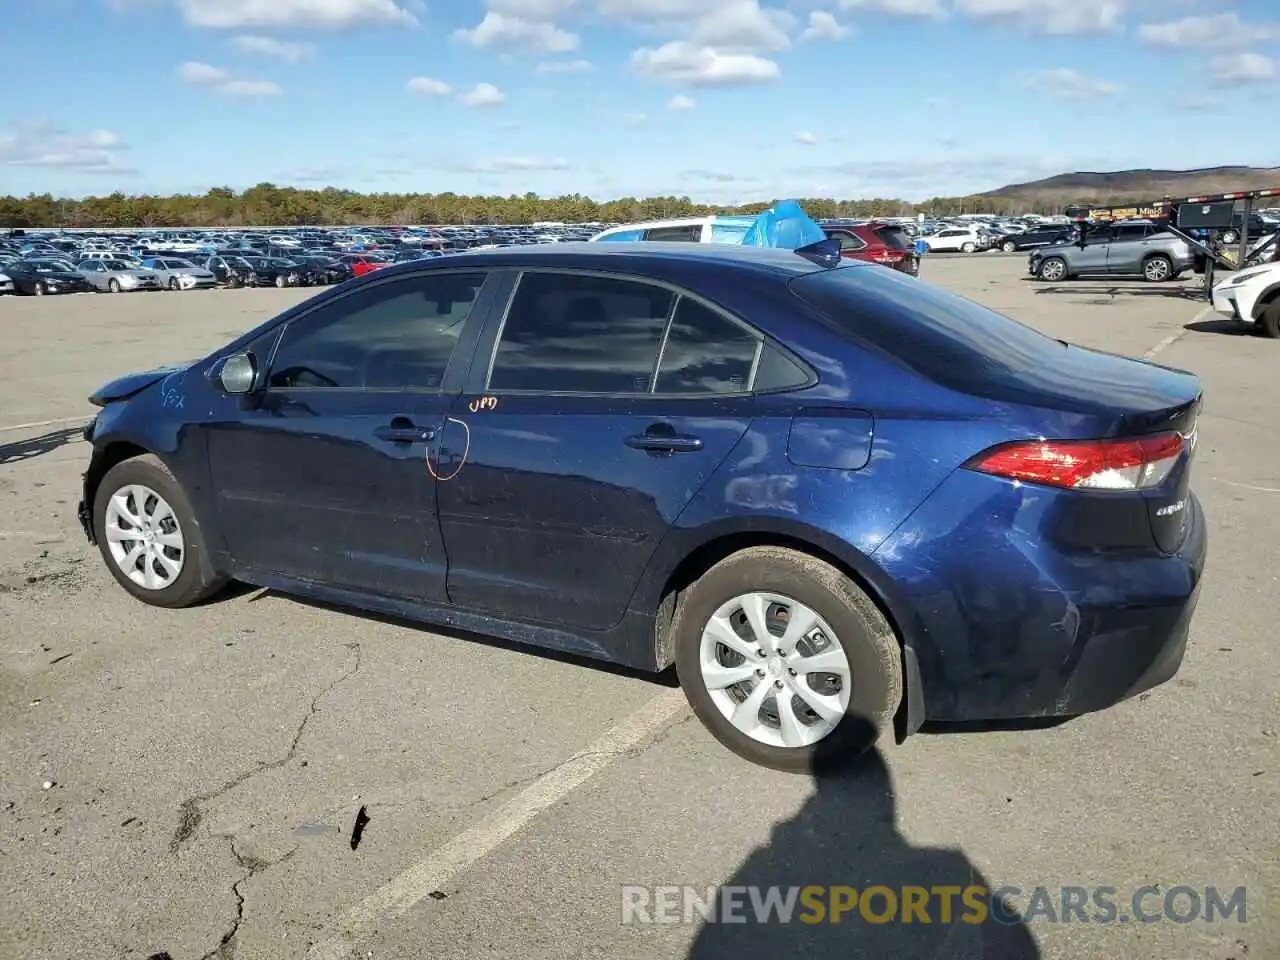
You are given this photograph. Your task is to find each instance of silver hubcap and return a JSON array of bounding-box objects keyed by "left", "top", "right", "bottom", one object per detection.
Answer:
[
  {"left": 1146, "top": 260, "right": 1169, "bottom": 280},
  {"left": 104, "top": 484, "right": 185, "bottom": 590},
  {"left": 1042, "top": 260, "right": 1064, "bottom": 280},
  {"left": 699, "top": 592, "right": 851, "bottom": 749}
]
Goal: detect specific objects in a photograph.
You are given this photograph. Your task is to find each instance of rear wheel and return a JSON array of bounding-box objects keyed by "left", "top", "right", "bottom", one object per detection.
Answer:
[
  {"left": 1259, "top": 298, "right": 1280, "bottom": 339},
  {"left": 1002, "top": 240, "right": 1017, "bottom": 253},
  {"left": 1143, "top": 255, "right": 1173, "bottom": 282},
  {"left": 92, "top": 455, "right": 225, "bottom": 608},
  {"left": 33, "top": 281, "right": 46, "bottom": 296},
  {"left": 1037, "top": 256, "right": 1067, "bottom": 281},
  {"left": 673, "top": 547, "right": 901, "bottom": 773},
  {"left": 961, "top": 242, "right": 976, "bottom": 253},
  {"left": 275, "top": 274, "right": 287, "bottom": 288}
]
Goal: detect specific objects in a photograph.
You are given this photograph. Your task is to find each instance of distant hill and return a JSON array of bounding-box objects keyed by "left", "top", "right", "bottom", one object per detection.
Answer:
[{"left": 979, "top": 166, "right": 1280, "bottom": 209}]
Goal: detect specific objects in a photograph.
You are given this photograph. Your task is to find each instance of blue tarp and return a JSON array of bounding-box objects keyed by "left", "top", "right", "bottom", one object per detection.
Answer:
[{"left": 740, "top": 199, "right": 826, "bottom": 250}]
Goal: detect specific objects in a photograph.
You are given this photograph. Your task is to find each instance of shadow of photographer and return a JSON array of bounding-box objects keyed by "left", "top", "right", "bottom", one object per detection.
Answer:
[{"left": 686, "top": 739, "right": 1039, "bottom": 960}]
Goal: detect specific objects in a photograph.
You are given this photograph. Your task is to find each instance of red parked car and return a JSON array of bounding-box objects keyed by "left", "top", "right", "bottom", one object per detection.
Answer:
[
  {"left": 822, "top": 222, "right": 920, "bottom": 276},
  {"left": 343, "top": 254, "right": 393, "bottom": 277}
]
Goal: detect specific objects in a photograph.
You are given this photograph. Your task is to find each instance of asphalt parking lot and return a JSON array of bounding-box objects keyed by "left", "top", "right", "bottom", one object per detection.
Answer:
[{"left": 1, "top": 255, "right": 1276, "bottom": 960}]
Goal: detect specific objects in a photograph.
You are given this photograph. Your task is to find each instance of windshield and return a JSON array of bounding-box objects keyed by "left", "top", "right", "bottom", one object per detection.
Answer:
[
  {"left": 790, "top": 264, "right": 1067, "bottom": 393},
  {"left": 872, "top": 226, "right": 911, "bottom": 250}
]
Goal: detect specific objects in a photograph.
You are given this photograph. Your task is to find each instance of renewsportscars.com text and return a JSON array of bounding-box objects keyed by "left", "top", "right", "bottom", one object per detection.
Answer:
[{"left": 621, "top": 884, "right": 1247, "bottom": 926}]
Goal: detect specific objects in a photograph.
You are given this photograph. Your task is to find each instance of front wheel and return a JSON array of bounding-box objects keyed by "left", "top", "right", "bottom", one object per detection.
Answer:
[
  {"left": 92, "top": 454, "right": 225, "bottom": 608},
  {"left": 673, "top": 547, "right": 901, "bottom": 773},
  {"left": 33, "top": 281, "right": 46, "bottom": 296},
  {"left": 108, "top": 279, "right": 121, "bottom": 293},
  {"left": 1259, "top": 299, "right": 1280, "bottom": 339},
  {"left": 1002, "top": 240, "right": 1017, "bottom": 253},
  {"left": 169, "top": 277, "right": 180, "bottom": 291},
  {"left": 1037, "top": 256, "right": 1068, "bottom": 281},
  {"left": 1143, "top": 255, "right": 1173, "bottom": 282},
  {"left": 275, "top": 274, "right": 287, "bottom": 288}
]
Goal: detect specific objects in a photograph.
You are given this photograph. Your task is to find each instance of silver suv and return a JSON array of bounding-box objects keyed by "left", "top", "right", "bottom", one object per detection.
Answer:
[{"left": 1030, "top": 221, "right": 1196, "bottom": 282}]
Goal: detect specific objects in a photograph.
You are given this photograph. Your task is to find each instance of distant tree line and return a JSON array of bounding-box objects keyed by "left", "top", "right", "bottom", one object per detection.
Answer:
[{"left": 0, "top": 182, "right": 1121, "bottom": 229}]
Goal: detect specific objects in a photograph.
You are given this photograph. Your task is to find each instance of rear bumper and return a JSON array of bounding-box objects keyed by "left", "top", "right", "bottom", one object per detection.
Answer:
[{"left": 873, "top": 473, "right": 1207, "bottom": 723}]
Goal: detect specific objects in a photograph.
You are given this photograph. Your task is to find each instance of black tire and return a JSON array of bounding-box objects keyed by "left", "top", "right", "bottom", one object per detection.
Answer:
[
  {"left": 275, "top": 274, "right": 286, "bottom": 288},
  {"left": 960, "top": 242, "right": 976, "bottom": 253},
  {"left": 33, "top": 281, "right": 46, "bottom": 296},
  {"left": 92, "top": 454, "right": 226, "bottom": 608},
  {"left": 1259, "top": 298, "right": 1280, "bottom": 339},
  {"left": 108, "top": 278, "right": 121, "bottom": 293},
  {"left": 228, "top": 275, "right": 241, "bottom": 289},
  {"left": 1036, "top": 256, "right": 1068, "bottom": 281},
  {"left": 673, "top": 546, "right": 902, "bottom": 773},
  {"left": 1142, "top": 254, "right": 1173, "bottom": 283},
  {"left": 1002, "top": 240, "right": 1017, "bottom": 253},
  {"left": 169, "top": 277, "right": 180, "bottom": 291}
]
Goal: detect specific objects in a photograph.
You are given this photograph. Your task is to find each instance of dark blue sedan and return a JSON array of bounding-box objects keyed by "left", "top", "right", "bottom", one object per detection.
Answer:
[{"left": 77, "top": 241, "right": 1206, "bottom": 771}]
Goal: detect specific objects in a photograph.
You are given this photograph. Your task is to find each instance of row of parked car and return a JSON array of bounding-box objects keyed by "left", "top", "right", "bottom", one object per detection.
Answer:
[{"left": 0, "top": 247, "right": 456, "bottom": 296}]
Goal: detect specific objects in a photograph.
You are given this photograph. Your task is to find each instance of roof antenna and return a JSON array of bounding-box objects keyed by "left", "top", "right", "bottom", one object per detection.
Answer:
[{"left": 794, "top": 237, "right": 842, "bottom": 268}]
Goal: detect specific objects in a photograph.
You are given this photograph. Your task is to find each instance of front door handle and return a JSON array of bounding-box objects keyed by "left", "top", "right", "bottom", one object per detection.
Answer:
[
  {"left": 374, "top": 421, "right": 436, "bottom": 444},
  {"left": 626, "top": 430, "right": 703, "bottom": 453}
]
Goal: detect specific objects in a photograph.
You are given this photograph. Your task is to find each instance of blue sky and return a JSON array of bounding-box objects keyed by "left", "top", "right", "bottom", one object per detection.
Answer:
[{"left": 1, "top": 0, "right": 1278, "bottom": 202}]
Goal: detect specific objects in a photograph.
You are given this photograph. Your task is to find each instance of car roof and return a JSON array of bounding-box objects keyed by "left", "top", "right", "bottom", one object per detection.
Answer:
[{"left": 375, "top": 240, "right": 832, "bottom": 280}]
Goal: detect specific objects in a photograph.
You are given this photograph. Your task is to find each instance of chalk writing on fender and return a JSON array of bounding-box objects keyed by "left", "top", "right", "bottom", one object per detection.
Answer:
[{"left": 468, "top": 396, "right": 498, "bottom": 413}]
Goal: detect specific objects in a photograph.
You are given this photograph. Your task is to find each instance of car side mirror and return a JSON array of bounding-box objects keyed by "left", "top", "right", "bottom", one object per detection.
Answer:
[{"left": 218, "top": 352, "right": 258, "bottom": 395}]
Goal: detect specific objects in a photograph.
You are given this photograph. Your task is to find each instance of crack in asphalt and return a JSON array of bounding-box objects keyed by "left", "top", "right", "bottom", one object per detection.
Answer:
[
  {"left": 170, "top": 641, "right": 363, "bottom": 855},
  {"left": 199, "top": 835, "right": 299, "bottom": 960}
]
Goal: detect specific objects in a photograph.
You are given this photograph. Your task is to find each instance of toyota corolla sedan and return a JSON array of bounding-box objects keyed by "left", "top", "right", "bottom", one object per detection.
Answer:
[
  {"left": 78, "top": 259, "right": 162, "bottom": 293},
  {"left": 76, "top": 242, "right": 1206, "bottom": 771}
]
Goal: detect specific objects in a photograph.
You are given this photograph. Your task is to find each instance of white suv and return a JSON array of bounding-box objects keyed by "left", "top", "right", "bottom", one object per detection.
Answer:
[{"left": 1211, "top": 260, "right": 1280, "bottom": 338}]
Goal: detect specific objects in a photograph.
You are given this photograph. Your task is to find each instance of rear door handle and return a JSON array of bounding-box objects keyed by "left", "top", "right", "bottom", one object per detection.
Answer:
[
  {"left": 626, "top": 432, "right": 703, "bottom": 453},
  {"left": 374, "top": 423, "right": 436, "bottom": 444}
]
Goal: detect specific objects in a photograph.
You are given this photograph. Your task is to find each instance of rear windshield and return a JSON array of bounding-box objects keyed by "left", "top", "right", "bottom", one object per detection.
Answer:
[
  {"left": 789, "top": 265, "right": 1066, "bottom": 390},
  {"left": 871, "top": 225, "right": 911, "bottom": 250}
]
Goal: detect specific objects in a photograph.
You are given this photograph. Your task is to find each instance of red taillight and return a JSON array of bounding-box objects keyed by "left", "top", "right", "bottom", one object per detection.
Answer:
[{"left": 965, "top": 432, "right": 1186, "bottom": 491}]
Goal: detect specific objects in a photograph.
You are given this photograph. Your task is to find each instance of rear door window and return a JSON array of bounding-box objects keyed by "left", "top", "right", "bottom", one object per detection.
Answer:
[
  {"left": 654, "top": 298, "right": 760, "bottom": 395},
  {"left": 488, "top": 272, "right": 674, "bottom": 394}
]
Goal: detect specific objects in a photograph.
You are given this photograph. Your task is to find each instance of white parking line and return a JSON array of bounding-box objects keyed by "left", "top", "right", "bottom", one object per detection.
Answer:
[
  {"left": 307, "top": 688, "right": 688, "bottom": 960},
  {"left": 1142, "top": 306, "right": 1216, "bottom": 359},
  {"left": 0, "top": 415, "right": 92, "bottom": 433}
]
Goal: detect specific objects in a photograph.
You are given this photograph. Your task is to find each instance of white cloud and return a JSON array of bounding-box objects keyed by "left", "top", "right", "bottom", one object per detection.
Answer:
[
  {"left": 794, "top": 131, "right": 817, "bottom": 144},
  {"left": 1208, "top": 52, "right": 1277, "bottom": 85},
  {"left": 624, "top": 111, "right": 650, "bottom": 126},
  {"left": 839, "top": 0, "right": 945, "bottom": 19},
  {"left": 955, "top": 0, "right": 1124, "bottom": 34},
  {"left": 453, "top": 11, "right": 578, "bottom": 53},
  {"left": 458, "top": 82, "right": 507, "bottom": 107},
  {"left": 407, "top": 76, "right": 453, "bottom": 95},
  {"left": 801, "top": 11, "right": 850, "bottom": 40},
  {"left": 631, "top": 41, "right": 780, "bottom": 86},
  {"left": 486, "top": 156, "right": 571, "bottom": 171},
  {"left": 688, "top": 0, "right": 792, "bottom": 53},
  {"left": 231, "top": 35, "right": 317, "bottom": 61},
  {"left": 0, "top": 123, "right": 135, "bottom": 173},
  {"left": 176, "top": 0, "right": 417, "bottom": 29},
  {"left": 177, "top": 60, "right": 281, "bottom": 97},
  {"left": 1022, "top": 67, "right": 1122, "bottom": 99},
  {"left": 535, "top": 58, "right": 593, "bottom": 73},
  {"left": 667, "top": 93, "right": 696, "bottom": 108},
  {"left": 1138, "top": 13, "right": 1280, "bottom": 49}
]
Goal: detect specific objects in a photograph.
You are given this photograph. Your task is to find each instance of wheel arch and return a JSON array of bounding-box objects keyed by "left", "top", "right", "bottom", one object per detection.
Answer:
[
  {"left": 643, "top": 520, "right": 927, "bottom": 741},
  {"left": 1251, "top": 280, "right": 1280, "bottom": 319},
  {"left": 82, "top": 437, "right": 163, "bottom": 544}
]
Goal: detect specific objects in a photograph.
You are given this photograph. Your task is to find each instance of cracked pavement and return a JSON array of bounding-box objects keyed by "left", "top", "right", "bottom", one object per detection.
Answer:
[{"left": 0, "top": 263, "right": 1276, "bottom": 960}]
